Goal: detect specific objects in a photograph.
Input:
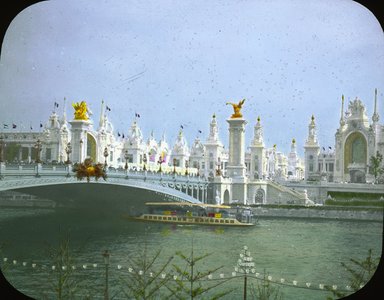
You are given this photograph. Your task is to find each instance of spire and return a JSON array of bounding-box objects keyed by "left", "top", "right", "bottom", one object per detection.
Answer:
[
  {"left": 372, "top": 88, "right": 379, "bottom": 123},
  {"left": 340, "top": 95, "right": 345, "bottom": 127},
  {"left": 207, "top": 113, "right": 219, "bottom": 142},
  {"left": 62, "top": 97, "right": 67, "bottom": 122},
  {"left": 251, "top": 116, "right": 264, "bottom": 146},
  {"left": 306, "top": 114, "right": 318, "bottom": 146},
  {"left": 99, "top": 100, "right": 105, "bottom": 128}
]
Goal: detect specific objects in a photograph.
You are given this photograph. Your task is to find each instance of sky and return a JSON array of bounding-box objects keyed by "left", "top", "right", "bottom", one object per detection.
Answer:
[{"left": 0, "top": 0, "right": 383, "bottom": 156}]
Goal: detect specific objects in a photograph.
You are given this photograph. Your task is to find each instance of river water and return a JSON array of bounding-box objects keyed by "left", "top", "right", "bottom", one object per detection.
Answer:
[{"left": 0, "top": 207, "right": 382, "bottom": 299}]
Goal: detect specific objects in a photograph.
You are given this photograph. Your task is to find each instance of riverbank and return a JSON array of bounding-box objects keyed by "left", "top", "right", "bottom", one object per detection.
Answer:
[
  {"left": 0, "top": 191, "right": 55, "bottom": 208},
  {"left": 252, "top": 205, "right": 383, "bottom": 222}
]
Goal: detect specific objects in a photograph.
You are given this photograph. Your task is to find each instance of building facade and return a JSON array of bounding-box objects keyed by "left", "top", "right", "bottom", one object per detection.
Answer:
[{"left": 1, "top": 92, "right": 382, "bottom": 191}]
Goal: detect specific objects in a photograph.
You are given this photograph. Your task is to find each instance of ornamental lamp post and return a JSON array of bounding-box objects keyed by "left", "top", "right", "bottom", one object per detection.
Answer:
[
  {"left": 158, "top": 156, "right": 163, "bottom": 173},
  {"left": 143, "top": 153, "right": 147, "bottom": 171},
  {"left": 0, "top": 136, "right": 5, "bottom": 163},
  {"left": 102, "top": 250, "right": 110, "bottom": 300},
  {"left": 103, "top": 147, "right": 109, "bottom": 168},
  {"left": 234, "top": 245, "right": 255, "bottom": 300},
  {"left": 34, "top": 139, "right": 42, "bottom": 164},
  {"left": 173, "top": 158, "right": 177, "bottom": 174},
  {"left": 124, "top": 150, "right": 129, "bottom": 178},
  {"left": 185, "top": 159, "right": 189, "bottom": 176},
  {"left": 0, "top": 136, "right": 4, "bottom": 180},
  {"left": 34, "top": 139, "right": 42, "bottom": 178},
  {"left": 65, "top": 142, "right": 72, "bottom": 164}
]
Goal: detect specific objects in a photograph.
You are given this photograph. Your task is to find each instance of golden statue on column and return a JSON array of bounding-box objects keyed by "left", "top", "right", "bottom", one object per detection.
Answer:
[
  {"left": 226, "top": 98, "right": 245, "bottom": 118},
  {"left": 72, "top": 101, "right": 90, "bottom": 120}
]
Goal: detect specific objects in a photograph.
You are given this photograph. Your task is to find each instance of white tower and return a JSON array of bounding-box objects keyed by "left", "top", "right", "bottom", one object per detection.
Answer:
[
  {"left": 204, "top": 114, "right": 224, "bottom": 177},
  {"left": 304, "top": 115, "right": 320, "bottom": 181},
  {"left": 226, "top": 100, "right": 248, "bottom": 203},
  {"left": 249, "top": 116, "right": 265, "bottom": 180}
]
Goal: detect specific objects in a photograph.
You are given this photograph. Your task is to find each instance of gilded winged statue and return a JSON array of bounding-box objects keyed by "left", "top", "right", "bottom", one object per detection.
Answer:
[
  {"left": 72, "top": 101, "right": 89, "bottom": 120},
  {"left": 226, "top": 98, "right": 245, "bottom": 118}
]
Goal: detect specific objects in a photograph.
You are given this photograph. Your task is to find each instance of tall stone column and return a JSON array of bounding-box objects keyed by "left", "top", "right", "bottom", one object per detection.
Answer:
[
  {"left": 227, "top": 117, "right": 248, "bottom": 204},
  {"left": 69, "top": 120, "right": 91, "bottom": 163}
]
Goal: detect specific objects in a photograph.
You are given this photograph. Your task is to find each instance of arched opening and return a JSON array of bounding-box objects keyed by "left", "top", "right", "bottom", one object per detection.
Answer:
[
  {"left": 344, "top": 132, "right": 367, "bottom": 182},
  {"left": 86, "top": 133, "right": 97, "bottom": 162},
  {"left": 255, "top": 188, "right": 265, "bottom": 204},
  {"left": 223, "top": 189, "right": 230, "bottom": 204}
]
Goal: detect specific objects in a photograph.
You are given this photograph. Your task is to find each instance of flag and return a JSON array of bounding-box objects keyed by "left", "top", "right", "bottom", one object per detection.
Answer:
[
  {"left": 3, "top": 124, "right": 8, "bottom": 129},
  {"left": 329, "top": 146, "right": 332, "bottom": 149},
  {"left": 322, "top": 147, "right": 325, "bottom": 151},
  {"left": 135, "top": 113, "right": 140, "bottom": 118},
  {"left": 12, "top": 124, "right": 17, "bottom": 129},
  {"left": 122, "top": 134, "right": 125, "bottom": 138},
  {"left": 40, "top": 123, "right": 43, "bottom": 128},
  {"left": 198, "top": 130, "right": 202, "bottom": 133},
  {"left": 54, "top": 102, "right": 59, "bottom": 108},
  {"left": 118, "top": 132, "right": 121, "bottom": 137},
  {"left": 30, "top": 126, "right": 33, "bottom": 130},
  {"left": 180, "top": 125, "right": 184, "bottom": 129},
  {"left": 106, "top": 106, "right": 111, "bottom": 111}
]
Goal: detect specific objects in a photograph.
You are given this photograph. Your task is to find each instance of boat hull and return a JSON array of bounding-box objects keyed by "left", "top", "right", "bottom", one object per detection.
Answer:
[{"left": 127, "top": 214, "right": 255, "bottom": 226}]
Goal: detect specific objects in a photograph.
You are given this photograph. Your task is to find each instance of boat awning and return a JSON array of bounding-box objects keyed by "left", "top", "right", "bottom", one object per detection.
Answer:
[{"left": 145, "top": 202, "right": 231, "bottom": 209}]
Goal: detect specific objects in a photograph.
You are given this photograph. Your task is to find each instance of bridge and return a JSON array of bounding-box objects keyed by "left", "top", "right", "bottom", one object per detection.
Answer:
[{"left": 0, "top": 163, "right": 210, "bottom": 207}]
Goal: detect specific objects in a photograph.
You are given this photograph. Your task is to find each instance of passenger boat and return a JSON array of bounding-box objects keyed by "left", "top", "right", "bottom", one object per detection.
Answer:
[{"left": 129, "top": 202, "right": 256, "bottom": 226}]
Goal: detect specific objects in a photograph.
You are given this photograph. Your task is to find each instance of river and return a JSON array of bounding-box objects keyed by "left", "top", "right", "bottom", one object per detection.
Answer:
[{"left": 0, "top": 207, "right": 382, "bottom": 299}]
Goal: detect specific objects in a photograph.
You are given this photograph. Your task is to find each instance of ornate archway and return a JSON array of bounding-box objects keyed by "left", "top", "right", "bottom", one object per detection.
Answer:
[
  {"left": 255, "top": 188, "right": 265, "bottom": 204},
  {"left": 223, "top": 189, "right": 230, "bottom": 204},
  {"left": 86, "top": 133, "right": 97, "bottom": 162},
  {"left": 344, "top": 132, "right": 367, "bottom": 172},
  {"left": 344, "top": 132, "right": 367, "bottom": 183}
]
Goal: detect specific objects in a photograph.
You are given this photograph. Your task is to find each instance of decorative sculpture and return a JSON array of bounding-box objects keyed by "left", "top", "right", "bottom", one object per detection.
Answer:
[
  {"left": 72, "top": 158, "right": 107, "bottom": 182},
  {"left": 226, "top": 98, "right": 245, "bottom": 118},
  {"left": 72, "top": 101, "right": 89, "bottom": 120}
]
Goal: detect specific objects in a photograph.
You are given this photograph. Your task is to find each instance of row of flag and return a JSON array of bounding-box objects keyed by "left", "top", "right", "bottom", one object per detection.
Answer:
[{"left": 3, "top": 123, "right": 44, "bottom": 130}]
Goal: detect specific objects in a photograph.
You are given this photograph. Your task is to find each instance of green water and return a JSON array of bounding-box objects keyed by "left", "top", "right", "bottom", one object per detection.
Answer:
[{"left": 0, "top": 208, "right": 382, "bottom": 299}]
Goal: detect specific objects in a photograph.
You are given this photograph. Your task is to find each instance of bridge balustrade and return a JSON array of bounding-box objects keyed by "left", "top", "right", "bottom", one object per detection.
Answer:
[{"left": 0, "top": 163, "right": 209, "bottom": 203}]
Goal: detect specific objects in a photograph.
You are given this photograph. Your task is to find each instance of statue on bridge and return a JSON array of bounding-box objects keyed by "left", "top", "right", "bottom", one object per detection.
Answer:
[
  {"left": 72, "top": 101, "right": 90, "bottom": 120},
  {"left": 226, "top": 98, "right": 245, "bottom": 118},
  {"left": 72, "top": 158, "right": 107, "bottom": 182}
]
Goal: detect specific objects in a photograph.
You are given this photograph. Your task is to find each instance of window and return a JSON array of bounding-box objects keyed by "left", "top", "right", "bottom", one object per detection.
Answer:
[
  {"left": 309, "top": 163, "right": 313, "bottom": 172},
  {"left": 127, "top": 154, "right": 133, "bottom": 163},
  {"left": 45, "top": 148, "right": 51, "bottom": 160},
  {"left": 329, "top": 163, "right": 334, "bottom": 172}
]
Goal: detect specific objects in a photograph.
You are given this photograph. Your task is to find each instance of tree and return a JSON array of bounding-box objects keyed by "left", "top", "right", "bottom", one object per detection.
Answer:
[
  {"left": 42, "top": 233, "right": 95, "bottom": 299},
  {"left": 250, "top": 269, "right": 284, "bottom": 300},
  {"left": 369, "top": 151, "right": 384, "bottom": 183},
  {"left": 166, "top": 240, "right": 234, "bottom": 300},
  {"left": 326, "top": 249, "right": 380, "bottom": 299},
  {"left": 119, "top": 241, "right": 174, "bottom": 299}
]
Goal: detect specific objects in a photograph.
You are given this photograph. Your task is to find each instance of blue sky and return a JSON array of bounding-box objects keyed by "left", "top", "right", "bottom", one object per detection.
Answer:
[{"left": 0, "top": 0, "right": 383, "bottom": 155}]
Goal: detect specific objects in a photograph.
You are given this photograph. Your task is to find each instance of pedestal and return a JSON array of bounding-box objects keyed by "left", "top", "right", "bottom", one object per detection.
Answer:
[
  {"left": 226, "top": 118, "right": 247, "bottom": 178},
  {"left": 69, "top": 120, "right": 91, "bottom": 163},
  {"left": 226, "top": 117, "right": 248, "bottom": 203}
]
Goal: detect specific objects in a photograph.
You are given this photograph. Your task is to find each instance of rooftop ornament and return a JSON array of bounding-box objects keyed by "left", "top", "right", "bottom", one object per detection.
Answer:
[
  {"left": 72, "top": 101, "right": 90, "bottom": 120},
  {"left": 226, "top": 98, "right": 245, "bottom": 118}
]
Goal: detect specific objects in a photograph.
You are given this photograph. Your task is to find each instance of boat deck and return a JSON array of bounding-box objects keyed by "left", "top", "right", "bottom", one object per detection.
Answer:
[{"left": 132, "top": 213, "right": 255, "bottom": 226}]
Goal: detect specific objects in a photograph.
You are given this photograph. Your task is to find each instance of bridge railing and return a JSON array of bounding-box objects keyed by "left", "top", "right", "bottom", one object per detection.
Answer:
[{"left": 0, "top": 163, "right": 207, "bottom": 183}]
